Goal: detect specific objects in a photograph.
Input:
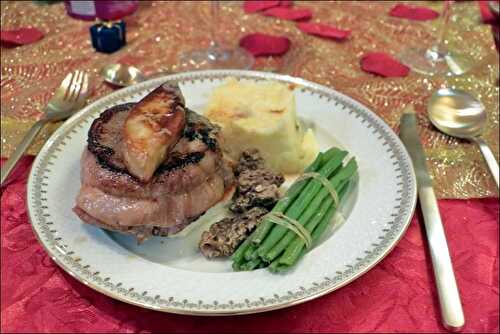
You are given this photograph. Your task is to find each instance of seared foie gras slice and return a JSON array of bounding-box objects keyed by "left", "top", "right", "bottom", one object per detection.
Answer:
[{"left": 123, "top": 84, "right": 186, "bottom": 182}]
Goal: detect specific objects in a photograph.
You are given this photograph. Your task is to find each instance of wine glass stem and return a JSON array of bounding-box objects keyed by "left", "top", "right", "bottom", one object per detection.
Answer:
[
  {"left": 209, "top": 1, "right": 220, "bottom": 50},
  {"left": 432, "top": 0, "right": 452, "bottom": 57}
]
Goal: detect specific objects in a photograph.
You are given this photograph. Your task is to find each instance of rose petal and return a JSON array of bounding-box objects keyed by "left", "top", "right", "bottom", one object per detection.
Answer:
[
  {"left": 239, "top": 33, "right": 291, "bottom": 56},
  {"left": 360, "top": 52, "right": 410, "bottom": 78},
  {"left": 243, "top": 1, "right": 280, "bottom": 13},
  {"left": 478, "top": 0, "right": 499, "bottom": 25},
  {"left": 279, "top": 0, "right": 293, "bottom": 7},
  {"left": 0, "top": 28, "right": 44, "bottom": 46},
  {"left": 262, "top": 7, "right": 312, "bottom": 21},
  {"left": 297, "top": 22, "right": 350, "bottom": 40},
  {"left": 389, "top": 4, "right": 439, "bottom": 21}
]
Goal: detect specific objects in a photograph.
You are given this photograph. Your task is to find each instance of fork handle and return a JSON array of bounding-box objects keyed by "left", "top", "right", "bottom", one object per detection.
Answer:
[{"left": 1, "top": 119, "right": 47, "bottom": 186}]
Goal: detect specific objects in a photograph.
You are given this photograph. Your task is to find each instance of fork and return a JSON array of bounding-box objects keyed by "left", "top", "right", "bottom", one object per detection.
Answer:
[{"left": 1, "top": 70, "right": 90, "bottom": 186}]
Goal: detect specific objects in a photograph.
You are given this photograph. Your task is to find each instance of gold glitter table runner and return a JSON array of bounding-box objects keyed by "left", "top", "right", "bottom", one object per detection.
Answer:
[{"left": 1, "top": 1, "right": 498, "bottom": 198}]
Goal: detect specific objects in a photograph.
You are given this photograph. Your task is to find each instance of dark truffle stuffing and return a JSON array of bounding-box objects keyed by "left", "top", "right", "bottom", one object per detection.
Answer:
[
  {"left": 230, "top": 149, "right": 285, "bottom": 213},
  {"left": 199, "top": 207, "right": 268, "bottom": 258},
  {"left": 234, "top": 149, "right": 266, "bottom": 176},
  {"left": 198, "top": 149, "right": 285, "bottom": 258}
]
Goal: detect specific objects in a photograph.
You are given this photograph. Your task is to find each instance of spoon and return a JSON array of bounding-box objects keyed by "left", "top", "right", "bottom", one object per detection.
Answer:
[
  {"left": 101, "top": 63, "right": 173, "bottom": 87},
  {"left": 101, "top": 63, "right": 146, "bottom": 87},
  {"left": 428, "top": 88, "right": 499, "bottom": 188}
]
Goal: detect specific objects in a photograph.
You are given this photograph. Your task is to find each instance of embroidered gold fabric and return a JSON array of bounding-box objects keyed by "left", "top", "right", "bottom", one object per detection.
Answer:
[{"left": 1, "top": 1, "right": 498, "bottom": 198}]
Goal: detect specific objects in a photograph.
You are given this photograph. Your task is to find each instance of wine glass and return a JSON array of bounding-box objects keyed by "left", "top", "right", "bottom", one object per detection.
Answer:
[
  {"left": 399, "top": 1, "right": 473, "bottom": 76},
  {"left": 178, "top": 1, "right": 254, "bottom": 70}
]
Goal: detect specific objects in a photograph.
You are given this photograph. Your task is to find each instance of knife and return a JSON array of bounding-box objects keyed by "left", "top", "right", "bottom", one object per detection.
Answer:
[{"left": 399, "top": 107, "right": 465, "bottom": 332}]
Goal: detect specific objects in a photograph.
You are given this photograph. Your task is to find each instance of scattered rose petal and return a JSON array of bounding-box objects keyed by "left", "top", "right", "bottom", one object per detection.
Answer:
[
  {"left": 478, "top": 0, "right": 499, "bottom": 25},
  {"left": 279, "top": 0, "right": 293, "bottom": 7},
  {"left": 243, "top": 1, "right": 280, "bottom": 13},
  {"left": 360, "top": 52, "right": 410, "bottom": 78},
  {"left": 0, "top": 28, "right": 44, "bottom": 46},
  {"left": 239, "top": 33, "right": 291, "bottom": 56},
  {"left": 262, "top": 7, "right": 312, "bottom": 21},
  {"left": 389, "top": 4, "right": 439, "bottom": 21},
  {"left": 297, "top": 22, "right": 350, "bottom": 40}
]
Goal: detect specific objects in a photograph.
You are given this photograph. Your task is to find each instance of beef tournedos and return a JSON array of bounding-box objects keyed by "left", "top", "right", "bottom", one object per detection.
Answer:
[{"left": 73, "top": 84, "right": 234, "bottom": 242}]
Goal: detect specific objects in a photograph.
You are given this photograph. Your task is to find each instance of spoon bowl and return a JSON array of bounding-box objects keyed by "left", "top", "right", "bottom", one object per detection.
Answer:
[
  {"left": 427, "top": 88, "right": 499, "bottom": 188},
  {"left": 101, "top": 63, "right": 146, "bottom": 87},
  {"left": 428, "top": 88, "right": 487, "bottom": 138}
]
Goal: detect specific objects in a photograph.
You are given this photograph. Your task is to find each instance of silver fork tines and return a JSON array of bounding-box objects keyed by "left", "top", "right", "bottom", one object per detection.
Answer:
[
  {"left": 68, "top": 70, "right": 83, "bottom": 103},
  {"left": 64, "top": 71, "right": 77, "bottom": 101},
  {"left": 1, "top": 70, "right": 90, "bottom": 186}
]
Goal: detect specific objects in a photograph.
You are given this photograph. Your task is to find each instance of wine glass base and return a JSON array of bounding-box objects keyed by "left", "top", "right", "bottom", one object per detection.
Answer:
[
  {"left": 178, "top": 47, "right": 254, "bottom": 71},
  {"left": 399, "top": 47, "right": 472, "bottom": 76}
]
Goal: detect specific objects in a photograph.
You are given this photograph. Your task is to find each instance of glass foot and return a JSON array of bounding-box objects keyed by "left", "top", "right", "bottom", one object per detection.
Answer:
[
  {"left": 399, "top": 47, "right": 472, "bottom": 76},
  {"left": 178, "top": 46, "right": 254, "bottom": 71}
]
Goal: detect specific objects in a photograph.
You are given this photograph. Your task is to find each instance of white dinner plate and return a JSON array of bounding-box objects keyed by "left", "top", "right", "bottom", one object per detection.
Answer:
[{"left": 27, "top": 70, "right": 417, "bottom": 315}]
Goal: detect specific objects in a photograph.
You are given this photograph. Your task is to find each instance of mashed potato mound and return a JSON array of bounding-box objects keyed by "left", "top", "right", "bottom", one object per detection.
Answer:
[{"left": 205, "top": 78, "right": 319, "bottom": 174}]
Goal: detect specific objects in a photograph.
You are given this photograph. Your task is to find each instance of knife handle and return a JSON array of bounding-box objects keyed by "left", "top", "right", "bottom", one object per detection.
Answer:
[{"left": 419, "top": 186, "right": 465, "bottom": 331}]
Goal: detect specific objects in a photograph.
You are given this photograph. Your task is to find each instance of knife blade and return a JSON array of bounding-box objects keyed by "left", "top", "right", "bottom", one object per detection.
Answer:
[{"left": 399, "top": 107, "right": 465, "bottom": 331}]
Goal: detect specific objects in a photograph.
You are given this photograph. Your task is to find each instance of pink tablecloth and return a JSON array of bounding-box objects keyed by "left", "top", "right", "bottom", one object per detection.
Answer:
[{"left": 1, "top": 157, "right": 499, "bottom": 333}]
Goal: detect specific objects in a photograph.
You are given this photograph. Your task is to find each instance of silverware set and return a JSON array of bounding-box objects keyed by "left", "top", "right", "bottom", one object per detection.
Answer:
[
  {"left": 1, "top": 63, "right": 498, "bottom": 332},
  {"left": 399, "top": 87, "right": 499, "bottom": 331}
]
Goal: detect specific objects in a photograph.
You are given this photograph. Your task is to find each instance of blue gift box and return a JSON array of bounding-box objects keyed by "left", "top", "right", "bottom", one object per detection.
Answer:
[{"left": 90, "top": 20, "right": 126, "bottom": 54}]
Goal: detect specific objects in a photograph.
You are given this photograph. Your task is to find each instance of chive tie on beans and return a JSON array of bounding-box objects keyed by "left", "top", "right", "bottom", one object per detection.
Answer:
[
  {"left": 256, "top": 157, "right": 355, "bottom": 260},
  {"left": 244, "top": 149, "right": 344, "bottom": 261},
  {"left": 249, "top": 150, "right": 329, "bottom": 245},
  {"left": 231, "top": 147, "right": 358, "bottom": 272},
  {"left": 276, "top": 181, "right": 351, "bottom": 270}
]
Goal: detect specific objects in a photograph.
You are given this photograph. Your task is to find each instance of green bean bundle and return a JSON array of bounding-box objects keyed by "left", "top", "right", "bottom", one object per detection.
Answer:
[{"left": 231, "top": 147, "right": 358, "bottom": 273}]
